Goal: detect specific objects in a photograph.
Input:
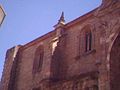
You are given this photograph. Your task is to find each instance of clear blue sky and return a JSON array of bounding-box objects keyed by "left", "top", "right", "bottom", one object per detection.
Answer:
[{"left": 0, "top": 0, "right": 102, "bottom": 79}]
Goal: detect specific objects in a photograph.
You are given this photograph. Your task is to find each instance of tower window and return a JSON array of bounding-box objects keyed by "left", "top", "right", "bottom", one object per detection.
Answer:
[{"left": 85, "top": 31, "right": 92, "bottom": 52}]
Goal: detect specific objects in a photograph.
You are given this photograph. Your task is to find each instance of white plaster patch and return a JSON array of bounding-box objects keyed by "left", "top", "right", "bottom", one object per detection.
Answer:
[
  {"left": 52, "top": 40, "right": 58, "bottom": 54},
  {"left": 13, "top": 46, "right": 19, "bottom": 59},
  {"left": 51, "top": 38, "right": 59, "bottom": 55}
]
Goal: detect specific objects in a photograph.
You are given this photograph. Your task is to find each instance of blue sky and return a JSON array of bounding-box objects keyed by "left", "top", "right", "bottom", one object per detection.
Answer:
[{"left": 0, "top": 0, "right": 102, "bottom": 79}]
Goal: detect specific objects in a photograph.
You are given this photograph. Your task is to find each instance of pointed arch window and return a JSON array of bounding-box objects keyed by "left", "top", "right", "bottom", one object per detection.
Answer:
[
  {"left": 33, "top": 45, "right": 44, "bottom": 73},
  {"left": 85, "top": 31, "right": 92, "bottom": 52},
  {"left": 76, "top": 25, "right": 95, "bottom": 60}
]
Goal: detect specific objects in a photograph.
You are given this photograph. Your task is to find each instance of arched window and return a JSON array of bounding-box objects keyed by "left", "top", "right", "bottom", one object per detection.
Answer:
[
  {"left": 85, "top": 31, "right": 92, "bottom": 52},
  {"left": 33, "top": 45, "right": 44, "bottom": 73},
  {"left": 78, "top": 25, "right": 94, "bottom": 57}
]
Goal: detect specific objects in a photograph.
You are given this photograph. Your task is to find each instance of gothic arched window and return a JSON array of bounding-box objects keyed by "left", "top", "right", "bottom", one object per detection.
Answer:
[
  {"left": 33, "top": 45, "right": 44, "bottom": 73},
  {"left": 85, "top": 31, "right": 92, "bottom": 52}
]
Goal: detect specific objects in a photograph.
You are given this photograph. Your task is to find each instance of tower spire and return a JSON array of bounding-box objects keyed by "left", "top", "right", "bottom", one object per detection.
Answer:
[
  {"left": 58, "top": 11, "right": 65, "bottom": 24},
  {"left": 54, "top": 12, "right": 65, "bottom": 28}
]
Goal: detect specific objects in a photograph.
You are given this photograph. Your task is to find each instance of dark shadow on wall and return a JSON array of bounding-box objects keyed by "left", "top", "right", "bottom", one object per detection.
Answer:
[{"left": 50, "top": 34, "right": 68, "bottom": 82}]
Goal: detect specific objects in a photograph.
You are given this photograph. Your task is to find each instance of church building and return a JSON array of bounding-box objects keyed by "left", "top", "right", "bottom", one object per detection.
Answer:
[{"left": 1, "top": 0, "right": 120, "bottom": 90}]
